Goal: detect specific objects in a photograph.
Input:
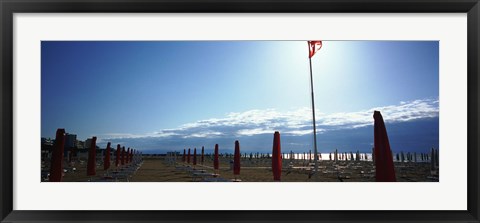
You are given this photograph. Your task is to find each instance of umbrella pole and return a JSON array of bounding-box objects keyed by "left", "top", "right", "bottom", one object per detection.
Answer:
[{"left": 308, "top": 56, "right": 319, "bottom": 174}]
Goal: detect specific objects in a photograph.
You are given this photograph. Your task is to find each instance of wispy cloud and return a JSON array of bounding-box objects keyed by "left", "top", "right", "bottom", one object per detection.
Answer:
[
  {"left": 101, "top": 98, "right": 438, "bottom": 142},
  {"left": 319, "top": 98, "right": 439, "bottom": 129}
]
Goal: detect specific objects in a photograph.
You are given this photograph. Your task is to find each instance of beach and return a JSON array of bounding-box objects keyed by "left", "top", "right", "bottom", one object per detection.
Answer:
[{"left": 49, "top": 155, "right": 439, "bottom": 182}]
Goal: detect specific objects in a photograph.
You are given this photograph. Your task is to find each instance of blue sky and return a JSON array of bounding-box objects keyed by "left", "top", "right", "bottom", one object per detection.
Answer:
[{"left": 41, "top": 41, "right": 439, "bottom": 154}]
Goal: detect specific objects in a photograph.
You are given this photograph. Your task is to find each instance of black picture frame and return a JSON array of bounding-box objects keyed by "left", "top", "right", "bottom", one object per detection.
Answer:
[{"left": 1, "top": 0, "right": 479, "bottom": 222}]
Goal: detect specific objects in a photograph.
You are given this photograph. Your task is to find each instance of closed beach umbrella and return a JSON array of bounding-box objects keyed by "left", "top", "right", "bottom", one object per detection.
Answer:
[
  {"left": 49, "top": 128, "right": 66, "bottom": 182},
  {"left": 272, "top": 131, "right": 282, "bottom": 181},
  {"left": 214, "top": 144, "right": 219, "bottom": 170},
  {"left": 131, "top": 149, "right": 134, "bottom": 163},
  {"left": 104, "top": 142, "right": 111, "bottom": 170},
  {"left": 193, "top": 148, "right": 197, "bottom": 166},
  {"left": 121, "top": 146, "right": 125, "bottom": 165},
  {"left": 234, "top": 140, "right": 241, "bottom": 176},
  {"left": 129, "top": 149, "right": 132, "bottom": 163},
  {"left": 129, "top": 149, "right": 133, "bottom": 163},
  {"left": 87, "top": 137, "right": 97, "bottom": 176},
  {"left": 126, "top": 148, "right": 130, "bottom": 164},
  {"left": 373, "top": 111, "right": 396, "bottom": 182},
  {"left": 182, "top": 149, "right": 186, "bottom": 162},
  {"left": 187, "top": 148, "right": 191, "bottom": 164},
  {"left": 201, "top": 146, "right": 205, "bottom": 164},
  {"left": 116, "top": 144, "right": 120, "bottom": 167}
]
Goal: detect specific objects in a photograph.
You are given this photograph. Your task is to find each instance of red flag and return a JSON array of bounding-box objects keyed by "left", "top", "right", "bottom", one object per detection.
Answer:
[
  {"left": 87, "top": 137, "right": 97, "bottom": 176},
  {"left": 272, "top": 131, "right": 282, "bottom": 181},
  {"left": 104, "top": 142, "right": 111, "bottom": 170},
  {"left": 214, "top": 144, "right": 219, "bottom": 170},
  {"left": 308, "top": 41, "right": 322, "bottom": 58},
  {"left": 373, "top": 111, "right": 397, "bottom": 182},
  {"left": 49, "top": 128, "right": 66, "bottom": 182},
  {"left": 233, "top": 141, "right": 241, "bottom": 175}
]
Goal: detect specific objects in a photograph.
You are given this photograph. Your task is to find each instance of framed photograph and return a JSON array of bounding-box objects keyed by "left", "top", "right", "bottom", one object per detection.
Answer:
[{"left": 1, "top": 0, "right": 479, "bottom": 222}]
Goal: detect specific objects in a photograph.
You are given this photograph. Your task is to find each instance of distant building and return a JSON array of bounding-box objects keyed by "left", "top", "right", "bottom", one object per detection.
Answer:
[
  {"left": 64, "top": 133, "right": 77, "bottom": 148},
  {"left": 75, "top": 140, "right": 84, "bottom": 150},
  {"left": 85, "top": 138, "right": 93, "bottom": 149}
]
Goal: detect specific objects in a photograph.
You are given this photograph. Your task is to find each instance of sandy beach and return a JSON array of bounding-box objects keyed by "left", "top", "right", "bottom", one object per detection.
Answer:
[{"left": 46, "top": 155, "right": 439, "bottom": 182}]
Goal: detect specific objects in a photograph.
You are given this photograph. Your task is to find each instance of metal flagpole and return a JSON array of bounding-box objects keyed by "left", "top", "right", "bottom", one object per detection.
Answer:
[{"left": 308, "top": 54, "right": 319, "bottom": 173}]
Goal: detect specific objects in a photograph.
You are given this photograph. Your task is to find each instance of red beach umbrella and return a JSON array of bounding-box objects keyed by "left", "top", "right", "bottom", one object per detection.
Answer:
[
  {"left": 116, "top": 144, "right": 121, "bottom": 167},
  {"left": 131, "top": 149, "right": 134, "bottom": 163},
  {"left": 233, "top": 140, "right": 241, "bottom": 176},
  {"left": 187, "top": 148, "right": 191, "bottom": 164},
  {"left": 193, "top": 148, "right": 197, "bottom": 166},
  {"left": 121, "top": 146, "right": 125, "bottom": 165},
  {"left": 130, "top": 149, "right": 133, "bottom": 163},
  {"left": 49, "top": 128, "right": 66, "bottom": 182},
  {"left": 182, "top": 149, "right": 186, "bottom": 162},
  {"left": 373, "top": 111, "right": 396, "bottom": 182},
  {"left": 87, "top": 137, "right": 97, "bottom": 176},
  {"left": 272, "top": 131, "right": 282, "bottom": 181},
  {"left": 214, "top": 144, "right": 219, "bottom": 170},
  {"left": 126, "top": 148, "right": 130, "bottom": 164},
  {"left": 129, "top": 148, "right": 133, "bottom": 163},
  {"left": 201, "top": 146, "right": 205, "bottom": 164},
  {"left": 104, "top": 142, "right": 111, "bottom": 170},
  {"left": 129, "top": 149, "right": 132, "bottom": 163}
]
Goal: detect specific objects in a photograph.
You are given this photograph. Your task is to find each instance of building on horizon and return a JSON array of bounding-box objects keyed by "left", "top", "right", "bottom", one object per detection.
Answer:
[{"left": 65, "top": 133, "right": 77, "bottom": 149}]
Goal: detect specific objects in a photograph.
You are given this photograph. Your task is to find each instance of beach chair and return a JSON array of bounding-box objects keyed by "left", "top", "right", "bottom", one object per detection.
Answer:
[{"left": 191, "top": 172, "right": 215, "bottom": 181}]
